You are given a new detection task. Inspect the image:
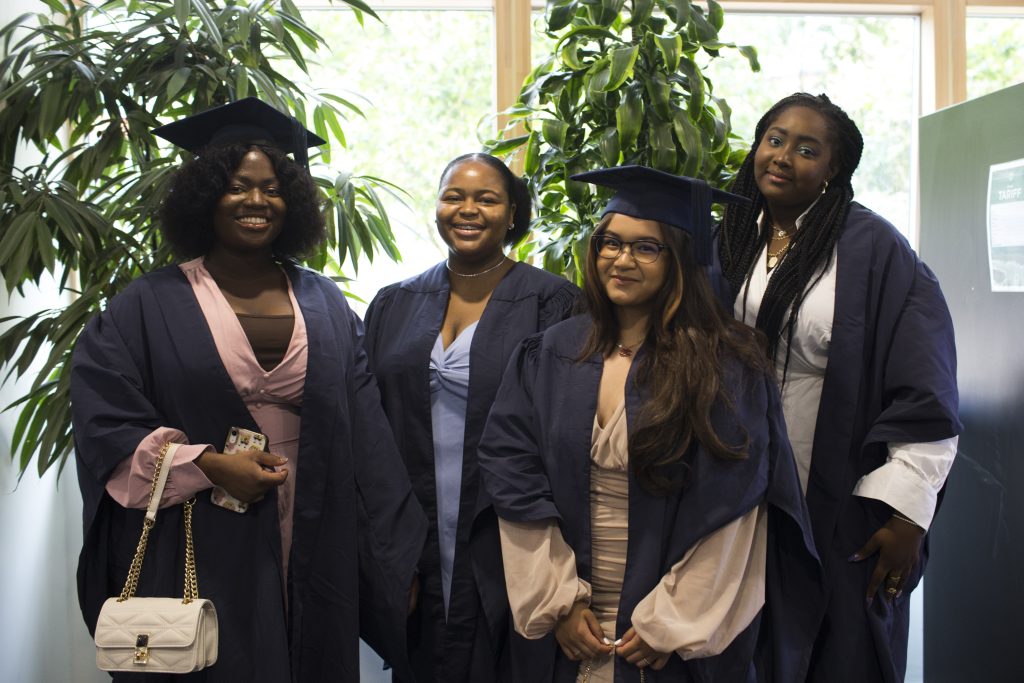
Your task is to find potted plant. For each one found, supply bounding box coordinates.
[489,0,758,281]
[0,0,399,476]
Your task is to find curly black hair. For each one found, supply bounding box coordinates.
[159,143,326,260]
[719,93,864,379]
[438,153,532,247]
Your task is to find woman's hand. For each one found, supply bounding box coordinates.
[849,514,925,603]
[616,627,671,671]
[554,601,612,662]
[197,450,288,503]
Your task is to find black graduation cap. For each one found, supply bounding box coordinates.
[570,165,749,265]
[152,97,326,168]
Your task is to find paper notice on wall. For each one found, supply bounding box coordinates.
[988,159,1024,292]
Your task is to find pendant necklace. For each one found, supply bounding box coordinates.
[766,242,790,270]
[615,338,645,357]
[767,225,794,270]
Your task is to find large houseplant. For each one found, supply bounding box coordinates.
[0,0,399,477]
[489,0,758,281]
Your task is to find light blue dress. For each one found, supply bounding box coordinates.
[429,320,478,615]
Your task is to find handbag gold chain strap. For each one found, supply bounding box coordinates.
[117,442,200,603]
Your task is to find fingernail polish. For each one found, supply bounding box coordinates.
[848,553,861,562]
[614,639,623,646]
[602,638,612,645]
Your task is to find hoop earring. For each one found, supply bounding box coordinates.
[821,180,829,195]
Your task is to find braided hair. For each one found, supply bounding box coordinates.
[718,93,864,380]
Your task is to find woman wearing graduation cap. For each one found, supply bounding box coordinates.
[478,165,823,682]
[362,152,578,682]
[71,97,426,681]
[718,93,960,682]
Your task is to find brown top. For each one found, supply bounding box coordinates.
[236,313,295,371]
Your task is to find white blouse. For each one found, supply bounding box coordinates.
[735,224,956,529]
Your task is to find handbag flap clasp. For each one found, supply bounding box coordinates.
[134,634,149,664]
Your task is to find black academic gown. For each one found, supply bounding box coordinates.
[72,263,427,682]
[363,261,578,683]
[478,315,825,683]
[773,204,960,682]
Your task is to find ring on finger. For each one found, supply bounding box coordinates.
[638,656,650,668]
[887,574,902,584]
[886,586,898,598]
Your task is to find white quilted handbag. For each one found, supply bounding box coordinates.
[94,443,219,673]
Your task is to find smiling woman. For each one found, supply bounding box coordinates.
[70,98,427,681]
[363,153,578,683]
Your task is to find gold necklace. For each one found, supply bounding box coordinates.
[766,240,791,270]
[445,255,507,277]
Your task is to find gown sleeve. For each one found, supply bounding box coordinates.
[72,299,191,510]
[631,504,767,659]
[105,426,213,508]
[344,296,428,680]
[478,333,561,523]
[498,518,592,639]
[539,281,580,330]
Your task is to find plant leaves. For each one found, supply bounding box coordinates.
[602,45,638,92]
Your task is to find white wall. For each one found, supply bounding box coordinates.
[0,2,107,681]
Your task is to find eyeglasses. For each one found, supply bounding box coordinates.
[593,234,666,264]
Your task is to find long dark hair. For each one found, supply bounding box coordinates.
[438,153,531,246]
[580,215,769,495]
[718,93,863,377]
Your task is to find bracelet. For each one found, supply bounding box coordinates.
[892,511,922,528]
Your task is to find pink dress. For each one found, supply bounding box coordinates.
[105,257,308,578]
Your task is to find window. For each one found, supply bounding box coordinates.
[967,14,1024,100]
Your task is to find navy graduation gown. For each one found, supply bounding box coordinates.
[479,315,824,683]
[363,261,578,682]
[71,263,427,682]
[780,204,960,682]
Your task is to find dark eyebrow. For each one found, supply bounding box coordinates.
[766,124,824,146]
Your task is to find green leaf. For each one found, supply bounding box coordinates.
[542,119,570,150]
[664,0,691,29]
[738,45,761,72]
[672,108,703,177]
[649,122,677,172]
[707,0,724,30]
[524,131,541,176]
[597,127,620,167]
[630,0,654,26]
[166,67,191,101]
[677,58,705,117]
[587,0,625,27]
[643,71,672,120]
[654,33,682,73]
[615,86,643,152]
[547,0,578,32]
[191,0,224,51]
[174,0,191,30]
[489,134,530,156]
[602,45,639,92]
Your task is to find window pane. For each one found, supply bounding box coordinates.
[300,9,495,308]
[967,15,1024,100]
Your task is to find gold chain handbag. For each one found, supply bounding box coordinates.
[94,442,219,673]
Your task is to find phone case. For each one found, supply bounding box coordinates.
[210,427,269,513]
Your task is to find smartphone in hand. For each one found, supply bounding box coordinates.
[210,427,268,513]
